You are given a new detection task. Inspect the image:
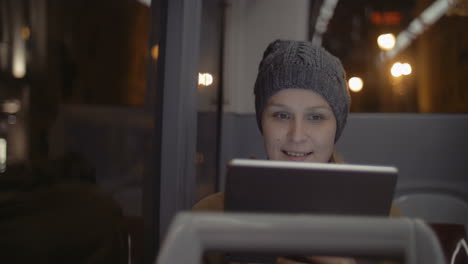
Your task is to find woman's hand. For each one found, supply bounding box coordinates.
[277,256,357,264]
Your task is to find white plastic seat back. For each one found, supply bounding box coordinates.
[156,212,445,264]
[395,193,468,237]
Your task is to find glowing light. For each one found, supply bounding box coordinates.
[377,33,396,50]
[13,62,26,78]
[198,73,213,86]
[348,77,363,92]
[391,62,412,77]
[0,138,6,173]
[151,45,159,60]
[12,47,26,78]
[391,62,403,77]
[21,27,31,40]
[401,63,412,75]
[3,100,21,114]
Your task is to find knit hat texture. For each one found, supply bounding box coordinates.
[254,40,350,141]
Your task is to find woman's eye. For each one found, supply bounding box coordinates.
[273,112,290,120]
[308,114,323,121]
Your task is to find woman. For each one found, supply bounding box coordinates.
[194,40,398,264]
[254,39,349,164]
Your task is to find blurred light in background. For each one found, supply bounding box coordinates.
[348,77,363,92]
[377,33,396,50]
[151,44,159,60]
[0,138,6,173]
[198,73,213,87]
[391,62,412,77]
[12,47,26,78]
[136,0,151,6]
[391,62,403,77]
[3,100,21,114]
[21,27,31,40]
[401,63,412,75]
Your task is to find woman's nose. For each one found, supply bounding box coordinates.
[288,120,307,143]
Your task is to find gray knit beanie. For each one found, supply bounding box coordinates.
[254,40,350,142]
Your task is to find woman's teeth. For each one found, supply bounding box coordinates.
[284,151,310,157]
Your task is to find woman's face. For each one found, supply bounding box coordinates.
[261,88,337,163]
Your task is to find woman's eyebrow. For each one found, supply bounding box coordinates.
[266,104,332,112]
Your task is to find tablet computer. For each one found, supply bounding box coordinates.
[225,158,398,217]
